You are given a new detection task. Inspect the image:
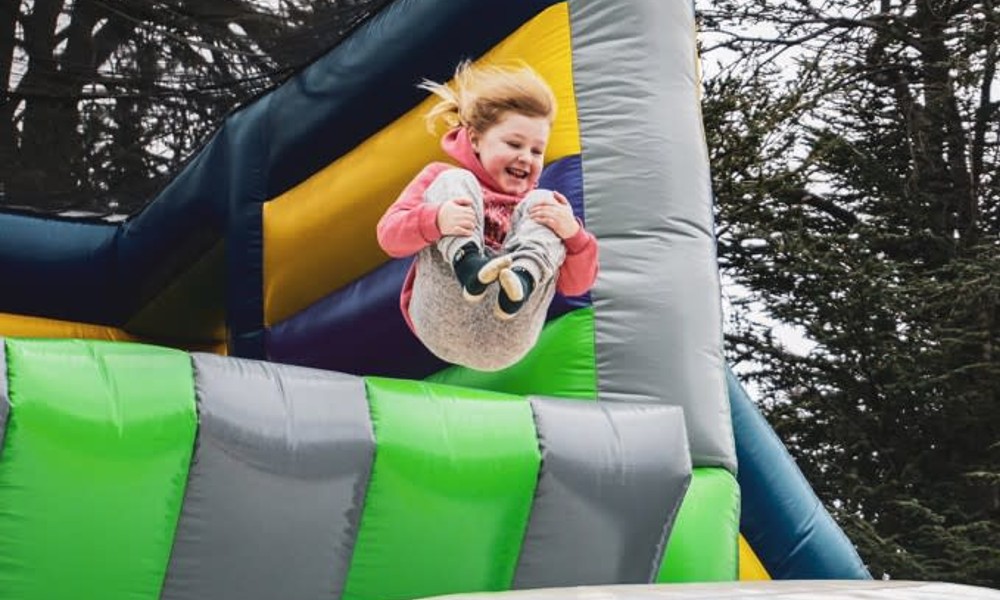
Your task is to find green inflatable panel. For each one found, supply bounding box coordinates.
[657,467,741,582]
[0,339,197,600]
[343,378,541,600]
[427,308,597,400]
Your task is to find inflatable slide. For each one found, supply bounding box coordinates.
[0,0,908,598]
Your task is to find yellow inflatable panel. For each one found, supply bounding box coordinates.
[263,2,579,326]
[0,312,228,355]
[739,535,771,581]
[0,313,139,342]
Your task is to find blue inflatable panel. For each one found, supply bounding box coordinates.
[728,365,871,580]
[266,257,446,378]
[0,213,119,323]
[117,124,233,318]
[537,155,586,224]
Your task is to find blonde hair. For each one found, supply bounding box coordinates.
[418,60,557,136]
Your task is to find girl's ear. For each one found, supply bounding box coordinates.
[468,128,480,152]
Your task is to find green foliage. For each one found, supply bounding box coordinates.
[701,0,1000,586]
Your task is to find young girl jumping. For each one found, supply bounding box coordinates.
[376,61,598,371]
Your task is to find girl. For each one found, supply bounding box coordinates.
[376,61,598,371]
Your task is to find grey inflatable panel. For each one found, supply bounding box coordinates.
[425,581,1000,600]
[0,339,7,455]
[513,398,692,588]
[161,354,374,600]
[568,0,735,472]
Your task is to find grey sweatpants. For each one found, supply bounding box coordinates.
[409,168,567,372]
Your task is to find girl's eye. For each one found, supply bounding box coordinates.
[531,149,543,156]
[507,141,521,149]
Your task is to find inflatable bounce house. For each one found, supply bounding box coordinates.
[4,1,996,599]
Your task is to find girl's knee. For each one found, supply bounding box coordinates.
[514,189,555,218]
[522,189,555,208]
[434,168,479,189]
[426,168,482,204]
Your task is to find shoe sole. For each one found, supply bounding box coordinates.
[493,267,525,320]
[498,268,525,302]
[462,255,512,303]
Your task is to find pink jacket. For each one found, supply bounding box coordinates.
[377,127,599,329]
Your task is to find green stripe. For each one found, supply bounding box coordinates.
[657,467,740,582]
[0,339,197,600]
[426,307,597,399]
[343,378,540,600]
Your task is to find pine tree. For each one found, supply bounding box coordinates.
[701,0,1000,585]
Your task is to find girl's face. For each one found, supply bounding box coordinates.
[470,112,550,196]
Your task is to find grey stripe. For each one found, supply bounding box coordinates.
[161,354,374,600]
[513,398,691,588]
[568,0,736,472]
[0,339,8,455]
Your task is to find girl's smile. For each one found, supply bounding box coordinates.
[470,112,551,196]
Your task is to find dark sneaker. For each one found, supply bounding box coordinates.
[453,242,510,302]
[496,266,535,319]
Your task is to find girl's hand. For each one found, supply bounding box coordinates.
[437,197,477,236]
[530,191,580,239]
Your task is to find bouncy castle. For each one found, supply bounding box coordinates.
[4,0,961,598]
